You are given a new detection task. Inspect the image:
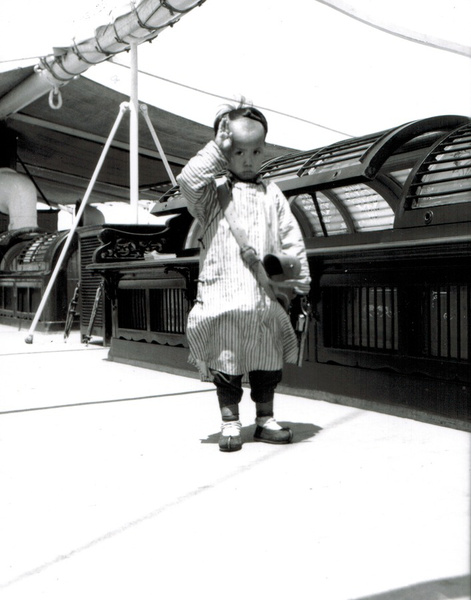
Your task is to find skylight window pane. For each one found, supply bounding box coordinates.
[334,184,394,231]
[291,193,347,236]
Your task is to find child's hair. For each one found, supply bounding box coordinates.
[213,102,268,136]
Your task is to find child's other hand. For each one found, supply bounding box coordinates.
[293,282,311,296]
[276,279,311,296]
[215,116,232,158]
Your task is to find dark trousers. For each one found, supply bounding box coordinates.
[210,369,282,421]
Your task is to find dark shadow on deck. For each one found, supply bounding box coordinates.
[200,421,322,444]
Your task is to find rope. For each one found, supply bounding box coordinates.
[314,0,471,59]
[111,59,354,138]
[72,39,105,65]
[130,1,184,38]
[16,153,53,207]
[94,35,114,58]
[132,1,159,32]
[112,20,129,45]
[55,55,80,78]
[38,57,71,83]
[161,0,205,15]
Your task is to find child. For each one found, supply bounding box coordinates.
[177,103,311,452]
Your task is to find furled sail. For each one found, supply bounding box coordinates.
[0,0,205,119]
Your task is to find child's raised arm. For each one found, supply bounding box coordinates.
[214,116,233,159]
[177,136,228,224]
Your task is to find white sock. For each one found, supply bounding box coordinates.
[256,416,282,430]
[221,421,242,437]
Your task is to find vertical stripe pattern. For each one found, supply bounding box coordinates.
[177,141,310,380]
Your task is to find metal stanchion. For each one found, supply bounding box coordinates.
[24,103,128,344]
[140,104,177,186]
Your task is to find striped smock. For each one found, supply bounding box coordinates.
[177,141,311,380]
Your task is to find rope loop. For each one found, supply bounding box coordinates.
[48,87,63,110]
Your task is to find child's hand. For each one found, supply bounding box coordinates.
[293,281,311,296]
[215,116,232,158]
[276,279,311,296]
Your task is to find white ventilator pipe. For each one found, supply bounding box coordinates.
[24,103,128,344]
[0,168,38,230]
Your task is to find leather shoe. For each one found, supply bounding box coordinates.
[219,421,242,452]
[254,424,293,444]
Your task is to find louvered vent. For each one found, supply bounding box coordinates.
[260,132,383,181]
[80,235,102,328]
[17,233,60,267]
[405,123,471,208]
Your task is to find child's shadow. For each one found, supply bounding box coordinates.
[201,422,322,445]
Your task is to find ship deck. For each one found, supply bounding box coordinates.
[0,324,469,600]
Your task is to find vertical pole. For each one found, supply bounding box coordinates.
[129,42,139,224]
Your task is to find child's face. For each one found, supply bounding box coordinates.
[227,118,266,181]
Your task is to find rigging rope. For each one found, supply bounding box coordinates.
[314,0,471,58]
[110,59,354,138]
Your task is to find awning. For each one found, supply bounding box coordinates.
[0,68,294,206]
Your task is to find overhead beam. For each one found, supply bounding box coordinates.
[7,113,187,165]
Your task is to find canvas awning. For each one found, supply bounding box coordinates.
[0,68,294,206]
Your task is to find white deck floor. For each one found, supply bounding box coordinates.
[0,324,469,600]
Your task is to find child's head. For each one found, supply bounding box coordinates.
[214,104,268,181]
[213,105,268,138]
